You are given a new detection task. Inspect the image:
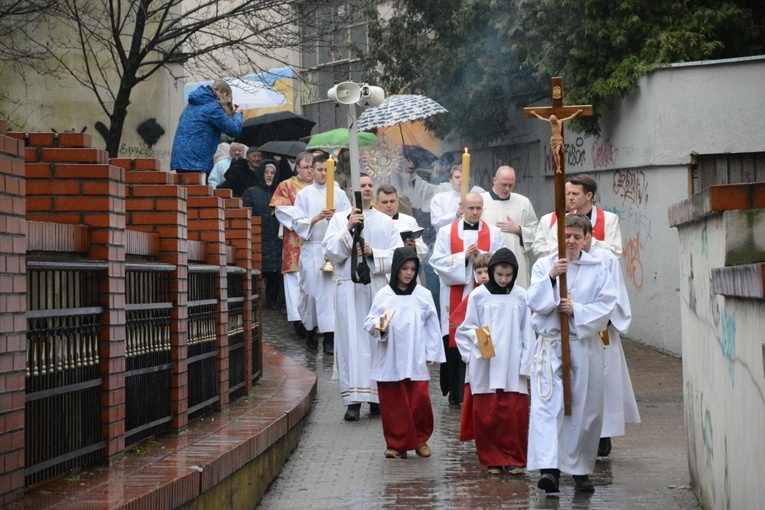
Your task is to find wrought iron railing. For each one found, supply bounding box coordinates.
[227,268,246,400]
[124,263,174,446]
[187,265,219,418]
[252,270,262,383]
[24,261,107,486]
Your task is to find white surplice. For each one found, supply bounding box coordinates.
[293,182,351,332]
[479,192,538,289]
[532,207,623,259]
[363,285,445,382]
[322,208,403,405]
[455,285,534,395]
[429,221,504,336]
[525,251,617,475]
[589,246,640,437]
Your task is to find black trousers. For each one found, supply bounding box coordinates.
[439,336,465,403]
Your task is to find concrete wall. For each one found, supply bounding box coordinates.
[669,186,765,510]
[454,56,765,356]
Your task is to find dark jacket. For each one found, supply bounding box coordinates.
[217,157,260,198]
[241,165,281,274]
[170,86,243,172]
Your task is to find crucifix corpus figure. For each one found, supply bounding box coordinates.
[528,109,583,173]
[523,77,592,416]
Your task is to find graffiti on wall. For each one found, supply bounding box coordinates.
[613,169,649,206]
[592,139,619,170]
[720,309,737,384]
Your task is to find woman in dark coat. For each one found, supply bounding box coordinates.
[241,161,283,309]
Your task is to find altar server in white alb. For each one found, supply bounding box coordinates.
[479,166,538,289]
[430,192,504,405]
[322,174,403,422]
[455,248,534,475]
[533,173,622,259]
[364,247,445,460]
[525,213,617,494]
[293,153,351,354]
[584,231,640,457]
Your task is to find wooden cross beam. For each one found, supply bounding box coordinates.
[524,77,592,416]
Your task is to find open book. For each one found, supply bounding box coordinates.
[399,227,424,243]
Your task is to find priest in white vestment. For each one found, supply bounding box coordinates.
[479,166,538,289]
[376,184,428,264]
[294,154,351,354]
[525,213,617,494]
[322,174,403,421]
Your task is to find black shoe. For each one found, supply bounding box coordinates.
[369,403,380,415]
[573,474,595,492]
[598,437,612,457]
[344,403,361,421]
[323,333,334,355]
[537,473,560,493]
[292,321,307,338]
[305,327,318,350]
[448,393,461,406]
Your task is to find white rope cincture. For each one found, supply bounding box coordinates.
[532,336,559,402]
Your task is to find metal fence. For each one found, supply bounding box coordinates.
[187,265,220,419]
[124,263,174,447]
[24,261,107,486]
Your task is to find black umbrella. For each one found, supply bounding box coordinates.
[257,140,308,158]
[237,112,315,147]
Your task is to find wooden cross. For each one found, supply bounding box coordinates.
[524,77,592,416]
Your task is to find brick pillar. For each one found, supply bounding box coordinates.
[20,133,128,460]
[0,122,27,505]
[220,194,254,391]
[120,159,190,431]
[185,181,229,408]
[250,216,263,381]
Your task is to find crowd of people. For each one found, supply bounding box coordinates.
[169,95,639,494]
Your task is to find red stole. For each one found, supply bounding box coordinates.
[447,220,491,348]
[549,207,605,240]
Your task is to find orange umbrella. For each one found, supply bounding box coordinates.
[377,120,442,158]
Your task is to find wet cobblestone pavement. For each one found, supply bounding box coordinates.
[258,306,700,509]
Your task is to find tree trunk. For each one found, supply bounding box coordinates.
[105,82,134,159]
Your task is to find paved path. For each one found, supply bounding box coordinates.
[258,307,699,509]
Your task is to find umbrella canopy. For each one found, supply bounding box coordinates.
[257,140,307,158]
[356,94,448,131]
[305,128,379,151]
[237,112,315,147]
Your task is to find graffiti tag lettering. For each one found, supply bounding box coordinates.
[592,139,619,169]
[613,169,649,205]
[623,231,644,291]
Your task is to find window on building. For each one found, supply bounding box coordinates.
[299,0,368,134]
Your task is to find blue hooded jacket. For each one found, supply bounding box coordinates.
[170,85,243,172]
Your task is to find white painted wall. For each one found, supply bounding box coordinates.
[675,210,765,510]
[454,56,765,356]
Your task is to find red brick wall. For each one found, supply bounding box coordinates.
[0,121,27,505]
[0,127,259,501]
